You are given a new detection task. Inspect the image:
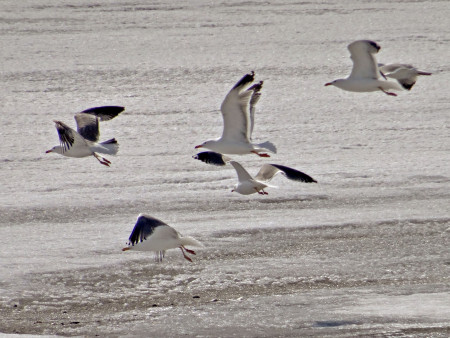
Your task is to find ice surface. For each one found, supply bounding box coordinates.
[0,0,449,336]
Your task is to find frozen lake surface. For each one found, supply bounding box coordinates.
[1,0,449,336]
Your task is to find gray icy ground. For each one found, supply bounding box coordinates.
[0,0,449,336]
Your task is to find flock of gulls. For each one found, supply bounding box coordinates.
[46,40,431,262]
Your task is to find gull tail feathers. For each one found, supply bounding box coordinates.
[180,236,203,248]
[96,138,119,155]
[257,141,277,154]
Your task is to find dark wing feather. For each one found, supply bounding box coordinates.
[193,151,229,166]
[74,113,100,142]
[231,71,255,90]
[80,106,124,121]
[54,121,75,152]
[270,164,317,183]
[127,214,168,246]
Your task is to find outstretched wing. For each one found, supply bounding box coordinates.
[193,151,231,166]
[248,81,263,140]
[255,164,317,183]
[74,113,100,142]
[53,120,86,153]
[348,40,381,80]
[230,160,254,182]
[220,72,255,142]
[127,214,169,246]
[74,106,124,142]
[80,106,124,121]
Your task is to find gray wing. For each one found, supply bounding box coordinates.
[193,151,231,166]
[75,106,124,142]
[53,120,85,152]
[80,106,124,121]
[247,81,263,140]
[348,40,381,80]
[220,72,255,142]
[74,113,100,142]
[127,214,169,246]
[255,164,317,183]
[378,63,431,90]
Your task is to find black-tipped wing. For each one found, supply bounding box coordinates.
[220,72,255,142]
[127,214,169,246]
[248,81,263,139]
[255,164,317,183]
[80,106,124,121]
[193,151,230,166]
[348,40,381,80]
[53,120,82,152]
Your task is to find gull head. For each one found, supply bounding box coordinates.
[195,140,217,151]
[324,79,344,87]
[45,146,63,154]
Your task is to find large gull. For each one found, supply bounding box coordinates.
[122,214,203,262]
[324,40,402,96]
[195,71,276,157]
[229,160,317,195]
[378,63,431,90]
[46,106,123,166]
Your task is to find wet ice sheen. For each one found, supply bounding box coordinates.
[1,0,449,336]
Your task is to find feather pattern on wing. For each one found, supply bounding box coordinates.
[74,113,100,142]
[230,161,254,182]
[127,214,169,246]
[220,71,255,142]
[53,120,83,153]
[255,164,317,183]
[80,106,124,121]
[348,40,381,80]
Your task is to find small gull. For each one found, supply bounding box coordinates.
[46,106,124,166]
[122,214,203,262]
[229,160,317,195]
[378,63,431,90]
[195,71,276,157]
[325,40,402,96]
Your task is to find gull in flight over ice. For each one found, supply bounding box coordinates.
[195,71,276,157]
[122,214,203,262]
[46,106,124,166]
[378,63,431,90]
[324,40,402,96]
[229,160,317,195]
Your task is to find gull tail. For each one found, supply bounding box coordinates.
[180,236,203,248]
[257,141,277,154]
[97,138,119,155]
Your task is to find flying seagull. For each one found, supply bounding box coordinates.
[195,71,276,157]
[46,106,124,166]
[229,160,316,195]
[325,40,402,96]
[122,214,203,262]
[378,63,431,90]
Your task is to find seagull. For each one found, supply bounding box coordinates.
[195,71,277,157]
[122,214,203,262]
[46,106,124,166]
[378,63,432,90]
[229,160,317,195]
[325,40,402,96]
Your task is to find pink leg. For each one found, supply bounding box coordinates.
[182,246,196,255]
[251,151,270,157]
[379,87,397,96]
[94,153,110,166]
[180,247,193,262]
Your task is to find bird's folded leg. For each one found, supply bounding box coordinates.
[93,153,111,166]
[252,151,270,157]
[378,87,397,96]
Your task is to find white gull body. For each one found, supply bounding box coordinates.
[46,106,123,166]
[195,71,276,157]
[230,160,317,195]
[122,214,203,262]
[378,63,432,90]
[325,40,402,96]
